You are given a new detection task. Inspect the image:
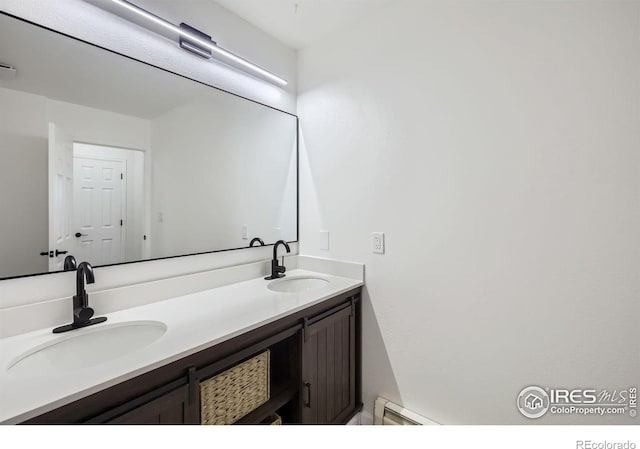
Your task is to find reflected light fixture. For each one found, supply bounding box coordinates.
[111,0,288,87]
[0,62,17,80]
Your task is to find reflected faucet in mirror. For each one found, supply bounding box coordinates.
[63,255,77,271]
[250,237,265,247]
[265,240,291,280]
[52,262,107,334]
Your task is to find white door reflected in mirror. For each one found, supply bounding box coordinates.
[71,143,146,267]
[73,156,124,266]
[47,123,74,272]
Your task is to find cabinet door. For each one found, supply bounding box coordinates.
[302,303,356,424]
[106,385,199,424]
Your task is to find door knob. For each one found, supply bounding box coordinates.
[75,232,88,238]
[40,251,53,257]
[55,250,68,256]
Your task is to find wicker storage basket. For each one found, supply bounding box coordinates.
[201,350,270,425]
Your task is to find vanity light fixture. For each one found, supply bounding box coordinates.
[111,0,288,87]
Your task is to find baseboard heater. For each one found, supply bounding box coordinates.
[373,397,439,425]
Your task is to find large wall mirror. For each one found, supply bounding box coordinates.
[0,13,298,280]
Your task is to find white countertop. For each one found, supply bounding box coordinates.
[0,268,363,424]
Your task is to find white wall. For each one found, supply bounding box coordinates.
[47,100,151,151]
[150,94,297,258]
[0,0,298,307]
[0,88,48,277]
[298,0,640,424]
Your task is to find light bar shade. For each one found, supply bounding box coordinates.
[111,0,288,87]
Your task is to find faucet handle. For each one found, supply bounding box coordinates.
[74,305,94,322]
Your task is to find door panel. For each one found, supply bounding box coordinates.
[48,123,74,271]
[73,157,124,266]
[302,304,356,424]
[303,332,318,423]
[106,385,198,424]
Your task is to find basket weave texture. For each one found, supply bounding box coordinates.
[200,350,270,425]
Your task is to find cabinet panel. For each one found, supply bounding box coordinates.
[106,385,199,424]
[302,303,355,424]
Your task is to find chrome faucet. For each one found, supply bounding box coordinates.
[265,240,291,280]
[53,262,107,333]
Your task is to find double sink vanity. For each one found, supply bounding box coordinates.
[0,256,364,424]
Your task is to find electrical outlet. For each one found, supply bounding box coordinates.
[320,230,330,250]
[241,224,248,240]
[372,232,385,254]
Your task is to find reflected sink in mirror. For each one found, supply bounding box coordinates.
[268,276,329,293]
[6,321,167,375]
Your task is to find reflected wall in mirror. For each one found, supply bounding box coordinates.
[0,13,298,280]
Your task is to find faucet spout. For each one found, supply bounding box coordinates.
[76,262,95,308]
[265,240,291,280]
[272,240,290,260]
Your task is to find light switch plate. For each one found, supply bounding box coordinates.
[320,230,330,250]
[372,232,385,254]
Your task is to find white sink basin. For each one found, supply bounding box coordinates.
[6,321,167,375]
[268,276,329,293]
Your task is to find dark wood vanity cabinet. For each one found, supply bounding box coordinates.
[302,302,356,424]
[105,384,199,424]
[24,288,362,425]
